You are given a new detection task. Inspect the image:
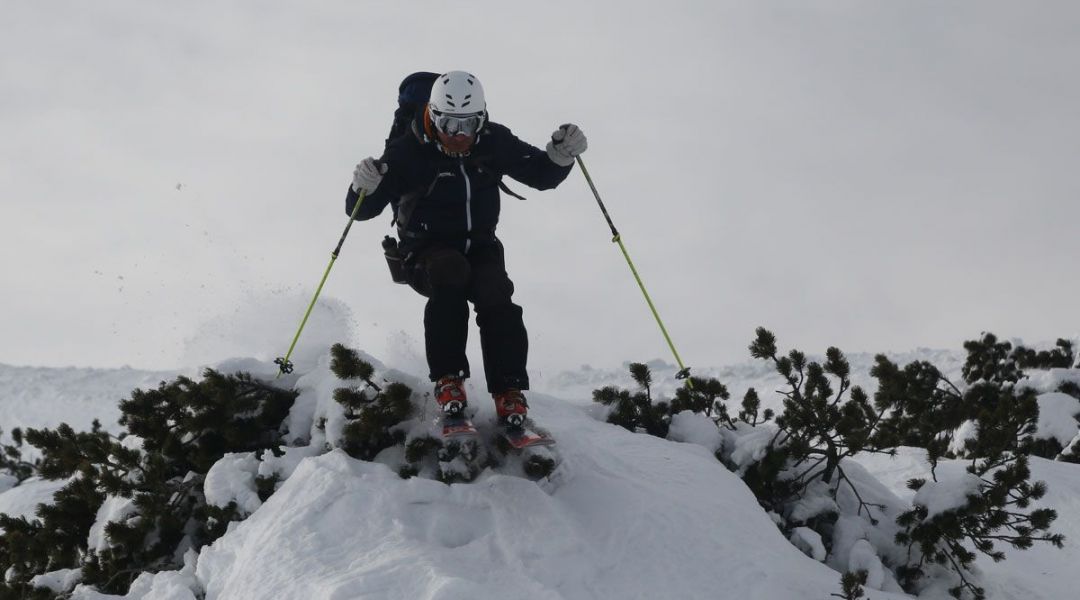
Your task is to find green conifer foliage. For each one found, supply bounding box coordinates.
[592,363,671,437]
[895,455,1063,600]
[737,389,774,427]
[0,428,36,483]
[671,377,731,424]
[591,362,733,439]
[830,570,868,600]
[329,343,417,462]
[746,328,887,520]
[869,357,966,462]
[1012,338,1076,371]
[877,333,1066,599]
[0,370,297,597]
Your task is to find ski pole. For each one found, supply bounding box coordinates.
[275,189,368,377]
[576,156,693,387]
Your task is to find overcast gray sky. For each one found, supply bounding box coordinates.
[2,1,1078,378]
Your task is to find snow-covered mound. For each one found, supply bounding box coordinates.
[0,355,911,600]
[193,388,905,600]
[2,344,1077,599]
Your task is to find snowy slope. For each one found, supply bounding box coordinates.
[1,348,1077,599]
[192,387,906,600]
[0,363,180,445]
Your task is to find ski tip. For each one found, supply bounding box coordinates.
[500,428,556,450]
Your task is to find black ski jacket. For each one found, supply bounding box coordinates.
[345,117,573,252]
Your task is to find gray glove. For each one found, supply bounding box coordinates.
[546,123,587,167]
[351,157,387,193]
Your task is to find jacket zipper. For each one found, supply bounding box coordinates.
[460,160,473,253]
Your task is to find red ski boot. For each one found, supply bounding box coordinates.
[435,375,467,416]
[493,390,554,449]
[493,389,529,428]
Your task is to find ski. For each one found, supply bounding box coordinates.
[497,424,556,450]
[440,414,478,439]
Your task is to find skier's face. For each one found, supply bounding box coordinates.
[430,107,484,155]
[435,130,476,154]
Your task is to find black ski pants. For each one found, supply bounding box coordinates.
[405,238,529,393]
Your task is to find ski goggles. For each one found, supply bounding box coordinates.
[430,109,485,137]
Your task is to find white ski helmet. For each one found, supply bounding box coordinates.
[427,71,487,138]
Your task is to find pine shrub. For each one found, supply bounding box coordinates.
[330,343,416,462]
[745,328,889,521]
[877,333,1067,599]
[592,362,672,437]
[0,428,36,483]
[0,370,296,597]
[831,570,868,600]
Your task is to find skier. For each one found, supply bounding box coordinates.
[346,70,587,433]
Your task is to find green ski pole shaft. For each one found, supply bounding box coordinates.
[576,156,693,385]
[276,189,367,377]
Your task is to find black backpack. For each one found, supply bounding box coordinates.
[385,72,440,149]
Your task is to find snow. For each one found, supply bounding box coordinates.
[0,364,180,445]
[948,419,979,456]
[204,453,262,516]
[728,423,777,474]
[666,409,723,453]
[852,448,1080,600]
[88,495,138,552]
[178,293,359,379]
[912,473,983,520]
[1020,367,1080,396]
[848,539,887,591]
[2,346,1079,599]
[790,527,826,561]
[0,476,70,524]
[72,549,200,600]
[1034,392,1080,446]
[256,443,325,484]
[30,568,82,593]
[788,486,840,523]
[828,459,909,594]
[193,399,884,600]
